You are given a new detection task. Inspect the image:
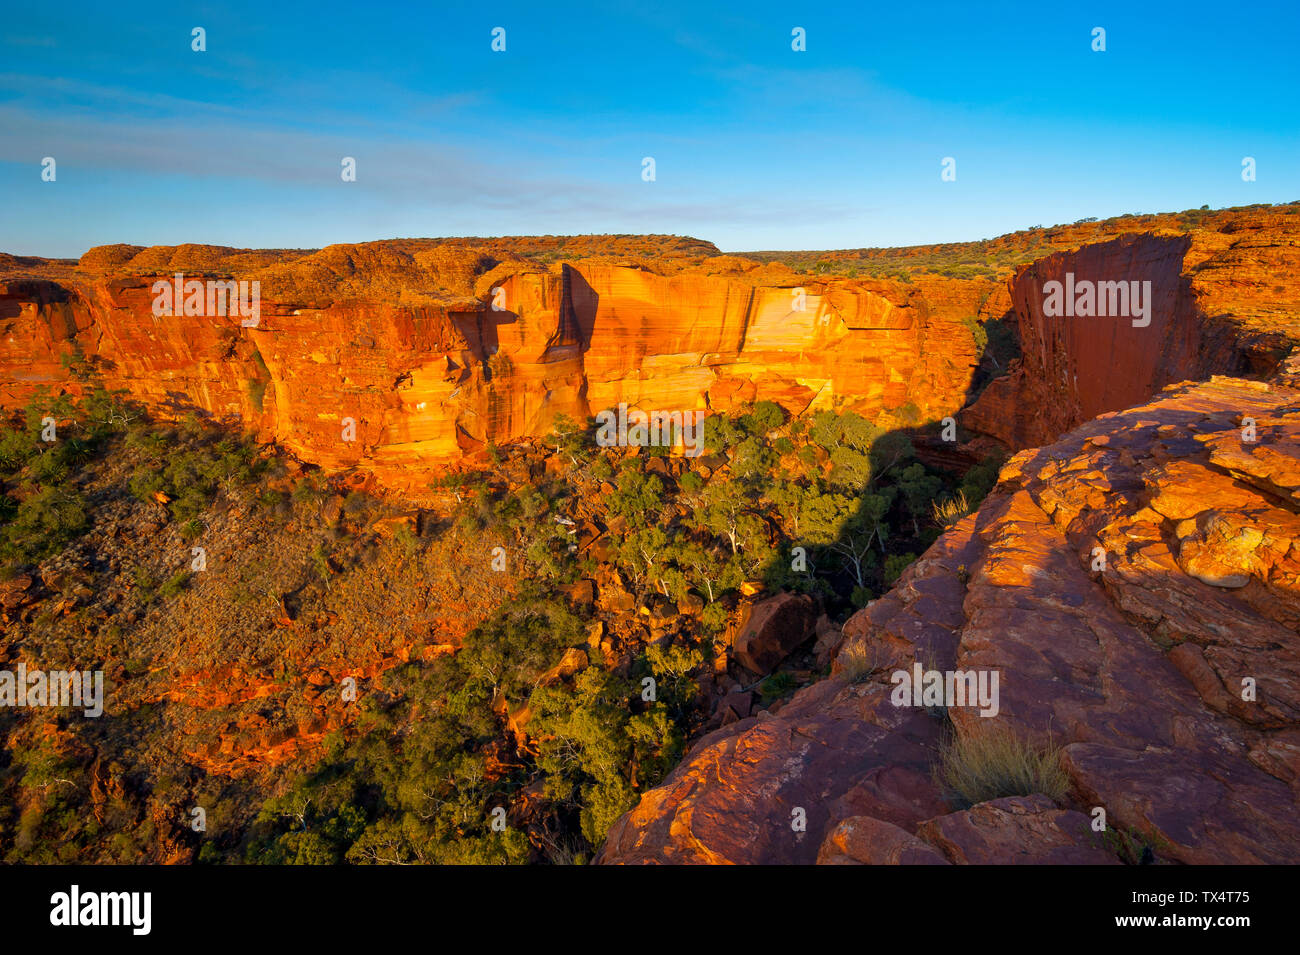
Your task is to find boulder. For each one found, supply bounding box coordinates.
[812,614,844,669]
[714,690,753,725]
[817,816,950,865]
[642,592,678,628]
[677,591,706,616]
[0,573,34,611]
[537,647,589,687]
[733,592,818,674]
[598,578,636,614]
[568,578,596,605]
[915,795,1119,865]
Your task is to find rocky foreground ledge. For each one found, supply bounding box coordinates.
[598,361,1300,864]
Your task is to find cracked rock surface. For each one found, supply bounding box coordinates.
[599,371,1300,864]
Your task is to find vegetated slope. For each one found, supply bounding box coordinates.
[0,394,518,860]
[1,377,995,862]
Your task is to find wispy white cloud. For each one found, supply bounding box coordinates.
[0,97,847,232]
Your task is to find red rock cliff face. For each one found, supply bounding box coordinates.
[1,248,990,487]
[965,223,1300,449]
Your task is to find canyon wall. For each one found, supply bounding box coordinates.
[1,245,999,488]
[7,210,1300,488]
[964,218,1300,449]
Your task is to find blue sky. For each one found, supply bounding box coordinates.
[2,0,1298,257]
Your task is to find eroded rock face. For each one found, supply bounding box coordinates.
[817,814,950,865]
[0,240,991,489]
[964,217,1300,449]
[599,372,1300,864]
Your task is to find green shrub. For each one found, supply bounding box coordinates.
[678,470,704,494]
[159,570,192,599]
[883,552,917,585]
[587,456,614,482]
[961,315,988,360]
[0,487,90,565]
[758,671,797,704]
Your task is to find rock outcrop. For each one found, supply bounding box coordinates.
[599,366,1300,864]
[964,213,1300,449]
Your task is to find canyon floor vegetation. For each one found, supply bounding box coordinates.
[1,384,1000,863]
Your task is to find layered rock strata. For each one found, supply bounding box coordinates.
[1,242,999,488]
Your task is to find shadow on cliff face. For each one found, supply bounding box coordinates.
[149,391,251,433]
[453,265,598,408]
[561,264,598,352]
[962,310,1021,408]
[451,306,516,377]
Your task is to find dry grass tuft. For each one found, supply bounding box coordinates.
[836,641,888,683]
[932,490,973,528]
[936,723,1068,809]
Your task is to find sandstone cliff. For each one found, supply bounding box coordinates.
[1,239,997,489]
[7,211,1300,865]
[964,210,1300,449]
